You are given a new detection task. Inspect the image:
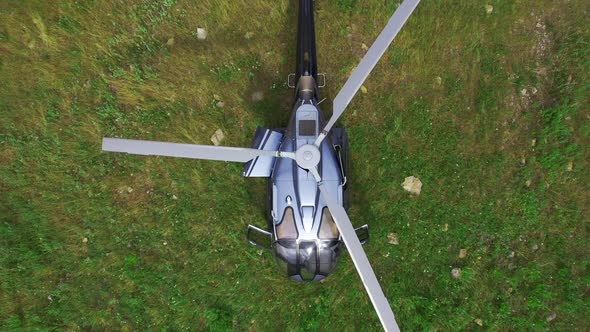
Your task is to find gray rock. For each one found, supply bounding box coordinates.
[251,91,264,102]
[210,129,225,146]
[197,27,207,40]
[402,176,422,195]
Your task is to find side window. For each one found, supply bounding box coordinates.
[275,207,298,239]
[318,208,339,239]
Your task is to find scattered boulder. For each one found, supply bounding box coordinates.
[251,91,264,102]
[402,176,422,195]
[451,268,461,279]
[360,85,368,94]
[475,318,483,326]
[244,31,253,40]
[166,37,175,46]
[459,249,467,259]
[546,312,557,322]
[485,4,493,14]
[211,129,225,146]
[387,233,399,245]
[196,27,207,40]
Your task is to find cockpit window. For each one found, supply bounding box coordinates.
[298,241,318,281]
[318,207,339,239]
[272,239,341,281]
[275,207,298,239]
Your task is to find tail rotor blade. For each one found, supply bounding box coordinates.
[102,137,294,163]
[315,177,399,331]
[315,0,420,146]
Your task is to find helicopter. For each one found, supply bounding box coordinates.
[102,0,420,330]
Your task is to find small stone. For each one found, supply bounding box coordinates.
[443,223,449,232]
[485,5,493,14]
[521,88,528,96]
[82,237,88,243]
[531,139,536,147]
[451,268,461,279]
[520,157,526,166]
[163,241,168,246]
[532,244,539,251]
[387,233,399,245]
[166,37,175,46]
[525,179,532,187]
[244,31,253,40]
[459,249,467,258]
[360,85,368,94]
[508,251,515,258]
[361,43,368,51]
[216,101,225,108]
[210,129,225,146]
[546,312,557,322]
[531,87,538,95]
[172,195,178,200]
[475,318,483,326]
[213,94,222,100]
[196,27,207,40]
[127,186,133,193]
[566,161,573,171]
[251,91,264,102]
[435,76,442,85]
[401,176,422,195]
[48,295,53,302]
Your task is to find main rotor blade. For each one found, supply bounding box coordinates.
[102,137,294,163]
[313,174,399,331]
[315,0,420,146]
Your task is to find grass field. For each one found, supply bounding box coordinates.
[1,0,589,330]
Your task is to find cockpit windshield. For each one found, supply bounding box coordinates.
[273,207,342,280]
[273,239,341,281]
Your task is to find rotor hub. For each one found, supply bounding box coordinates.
[295,144,321,169]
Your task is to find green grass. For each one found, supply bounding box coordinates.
[1,0,589,330]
